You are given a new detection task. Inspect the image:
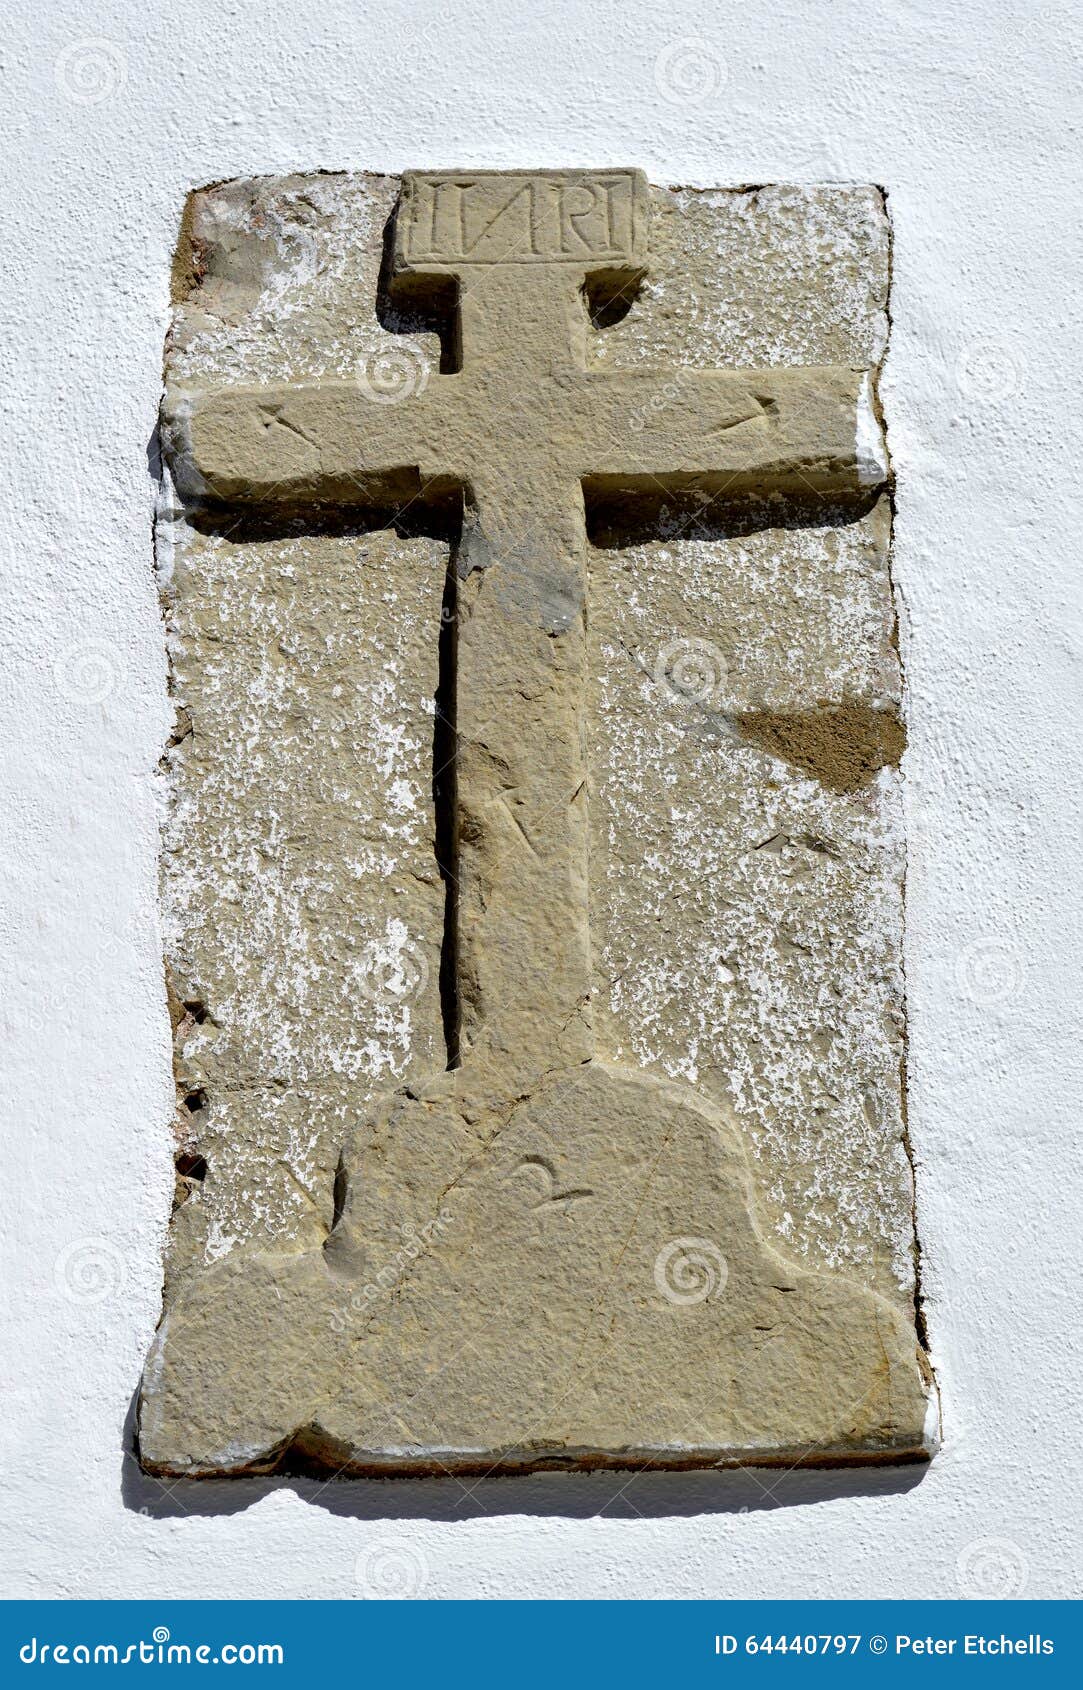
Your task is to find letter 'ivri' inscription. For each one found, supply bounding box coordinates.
[141,170,935,1477]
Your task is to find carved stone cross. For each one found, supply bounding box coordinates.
[142,171,930,1476]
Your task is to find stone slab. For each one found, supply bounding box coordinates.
[140,171,934,1476]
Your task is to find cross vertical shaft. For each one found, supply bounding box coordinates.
[439,262,601,1083]
[453,475,594,1085]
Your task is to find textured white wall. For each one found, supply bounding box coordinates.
[2,0,1079,1600]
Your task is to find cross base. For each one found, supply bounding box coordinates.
[139,1060,932,1477]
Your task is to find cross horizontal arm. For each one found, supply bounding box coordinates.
[162,381,447,505]
[578,366,888,502]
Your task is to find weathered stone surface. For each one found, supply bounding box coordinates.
[140,170,933,1476]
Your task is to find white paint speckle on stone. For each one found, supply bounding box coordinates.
[856,371,890,485]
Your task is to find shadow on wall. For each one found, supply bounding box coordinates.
[119,1392,927,1524]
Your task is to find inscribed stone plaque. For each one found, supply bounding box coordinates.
[140,170,935,1476]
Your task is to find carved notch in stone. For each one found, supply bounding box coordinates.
[141,170,932,1477]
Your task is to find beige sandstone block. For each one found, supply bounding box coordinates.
[140,170,934,1477]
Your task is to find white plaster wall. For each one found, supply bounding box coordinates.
[2,0,1079,1600]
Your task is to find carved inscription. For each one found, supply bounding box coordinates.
[398,169,649,267]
